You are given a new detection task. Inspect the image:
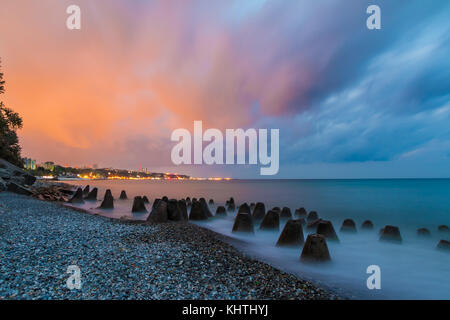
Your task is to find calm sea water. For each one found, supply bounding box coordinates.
[65,179,450,299]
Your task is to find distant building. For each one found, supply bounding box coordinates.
[23,158,37,170]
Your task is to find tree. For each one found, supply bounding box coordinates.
[0,59,23,167]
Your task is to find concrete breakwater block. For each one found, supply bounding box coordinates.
[280,207,292,219]
[142,196,150,203]
[69,188,84,204]
[216,206,226,216]
[317,221,339,242]
[167,199,185,221]
[99,189,114,209]
[300,234,331,262]
[438,225,449,232]
[252,202,265,220]
[295,207,307,217]
[437,240,450,251]
[83,185,90,196]
[276,219,304,247]
[417,228,431,237]
[379,225,402,243]
[209,199,214,205]
[85,187,98,201]
[361,220,374,230]
[178,200,188,220]
[306,218,325,231]
[199,198,213,217]
[147,199,168,223]
[340,219,357,233]
[232,212,254,233]
[238,203,251,214]
[189,200,209,221]
[307,211,319,223]
[119,190,128,200]
[132,196,147,213]
[260,210,280,231]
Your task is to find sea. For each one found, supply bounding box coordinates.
[64,178,450,299]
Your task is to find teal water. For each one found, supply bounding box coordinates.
[66,179,450,299]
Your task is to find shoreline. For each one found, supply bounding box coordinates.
[0,191,342,300]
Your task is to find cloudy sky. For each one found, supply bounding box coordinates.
[0,0,449,178]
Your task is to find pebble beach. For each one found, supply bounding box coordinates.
[0,192,340,300]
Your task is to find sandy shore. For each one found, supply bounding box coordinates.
[0,192,341,300]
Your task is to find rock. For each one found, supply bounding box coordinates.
[259,210,280,231]
[417,228,431,237]
[307,211,318,223]
[99,189,114,209]
[146,199,168,223]
[252,202,266,220]
[361,220,374,230]
[132,196,147,213]
[216,206,226,216]
[189,200,208,221]
[209,199,214,205]
[379,225,402,243]
[276,219,305,247]
[232,212,254,233]
[438,225,449,232]
[119,190,128,200]
[0,158,36,186]
[300,234,331,262]
[142,196,150,203]
[6,182,33,196]
[340,219,357,232]
[68,188,84,203]
[437,240,450,251]
[83,185,90,196]
[238,203,251,214]
[199,198,213,217]
[85,188,98,201]
[167,199,184,221]
[178,200,188,220]
[280,207,292,219]
[317,221,339,241]
[295,207,307,217]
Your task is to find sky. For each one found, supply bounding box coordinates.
[0,0,449,178]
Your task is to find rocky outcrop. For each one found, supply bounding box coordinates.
[0,158,36,188]
[132,196,147,213]
[280,207,292,219]
[119,190,128,200]
[252,202,266,220]
[361,220,374,230]
[216,206,226,216]
[259,210,280,231]
[0,158,36,195]
[307,211,318,223]
[295,207,307,217]
[276,219,304,247]
[146,199,168,223]
[232,212,254,233]
[316,221,339,241]
[300,234,331,262]
[417,228,431,237]
[379,225,402,243]
[85,187,98,201]
[189,200,208,221]
[340,219,357,232]
[99,189,114,209]
[69,187,84,204]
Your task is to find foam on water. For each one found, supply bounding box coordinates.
[64,179,450,299]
